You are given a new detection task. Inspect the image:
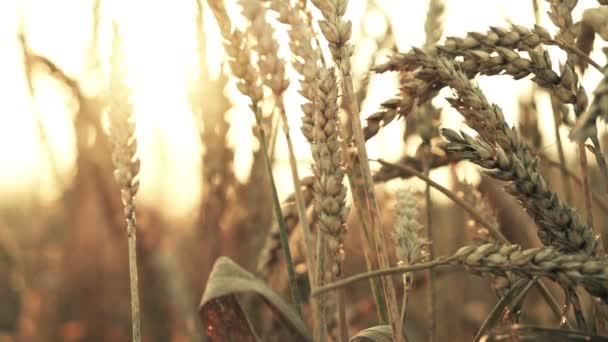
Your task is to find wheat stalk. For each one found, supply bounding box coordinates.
[314,243,608,304]
[106,23,142,342]
[257,176,315,276]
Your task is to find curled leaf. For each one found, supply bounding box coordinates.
[199,257,311,341]
[200,294,258,342]
[350,325,393,342]
[474,279,532,342]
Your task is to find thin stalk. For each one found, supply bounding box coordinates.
[569,288,588,331]
[313,258,452,296]
[339,63,402,342]
[269,112,280,162]
[590,136,608,194]
[337,291,348,342]
[315,231,327,341]
[551,98,573,203]
[399,274,410,331]
[127,223,142,342]
[339,95,389,322]
[578,143,593,227]
[532,0,540,25]
[578,143,601,252]
[276,102,315,278]
[354,200,389,323]
[276,100,319,333]
[422,143,436,342]
[255,114,303,316]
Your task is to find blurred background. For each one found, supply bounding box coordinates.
[0,0,607,341]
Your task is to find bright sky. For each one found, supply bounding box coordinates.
[0,0,605,217]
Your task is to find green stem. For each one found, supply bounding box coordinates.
[255,114,303,316]
[313,259,451,296]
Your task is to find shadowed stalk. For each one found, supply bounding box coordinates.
[276,99,319,329]
[579,144,593,229]
[421,142,436,342]
[590,136,608,194]
[578,143,600,252]
[337,291,348,342]
[351,165,389,324]
[550,99,573,203]
[257,115,303,316]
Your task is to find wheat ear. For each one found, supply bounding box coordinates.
[375,54,599,256]
[442,129,599,256]
[392,189,427,328]
[314,243,608,304]
[309,66,349,341]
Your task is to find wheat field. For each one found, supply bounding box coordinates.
[2,0,608,341]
